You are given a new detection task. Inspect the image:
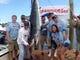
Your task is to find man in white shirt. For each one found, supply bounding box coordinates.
[20,15,30,28]
[20,15,31,44]
[17,21,30,60]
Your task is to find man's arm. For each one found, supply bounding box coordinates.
[6,24,12,44]
[62,22,68,40]
[6,31,10,40]
[65,30,68,37]
[6,31,12,44]
[20,31,29,46]
[44,21,51,32]
[45,26,50,32]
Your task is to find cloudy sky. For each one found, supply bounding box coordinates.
[0,0,80,23]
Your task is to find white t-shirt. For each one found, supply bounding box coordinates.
[17,27,30,46]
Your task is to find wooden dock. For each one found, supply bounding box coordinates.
[32,50,51,60]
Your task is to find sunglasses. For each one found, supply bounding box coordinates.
[21,18,25,20]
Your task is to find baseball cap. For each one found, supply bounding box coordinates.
[21,15,26,19]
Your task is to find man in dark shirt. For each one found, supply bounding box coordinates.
[39,16,47,50]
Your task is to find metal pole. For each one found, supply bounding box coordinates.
[69,0,74,49]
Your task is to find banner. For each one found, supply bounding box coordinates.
[40,6,70,25]
[40,6,70,16]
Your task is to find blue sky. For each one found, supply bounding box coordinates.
[0,0,80,23]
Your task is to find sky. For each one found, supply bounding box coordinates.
[0,0,80,23]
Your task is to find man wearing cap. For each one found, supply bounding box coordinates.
[20,15,30,28]
[45,13,55,57]
[39,16,47,50]
[20,15,30,42]
[19,15,31,60]
[17,21,30,60]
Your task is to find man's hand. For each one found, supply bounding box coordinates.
[8,40,12,44]
[57,47,65,56]
[27,45,30,48]
[63,35,67,40]
[57,47,66,60]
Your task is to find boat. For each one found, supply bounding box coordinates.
[0,25,9,60]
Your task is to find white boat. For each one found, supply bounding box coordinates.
[0,25,9,60]
[0,45,9,60]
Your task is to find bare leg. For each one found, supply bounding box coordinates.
[48,46,51,57]
[51,49,55,60]
[8,51,13,60]
[41,44,44,50]
[14,50,18,60]
[47,37,52,56]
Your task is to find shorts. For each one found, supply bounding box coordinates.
[8,40,18,52]
[51,40,57,50]
[47,37,51,47]
[39,35,47,45]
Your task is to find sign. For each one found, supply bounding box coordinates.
[39,6,70,25]
[40,6,70,16]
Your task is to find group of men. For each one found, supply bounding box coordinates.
[6,15,30,60]
[39,13,80,60]
[39,13,70,59]
[6,13,78,60]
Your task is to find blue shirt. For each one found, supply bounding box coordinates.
[47,20,55,31]
[40,22,47,36]
[46,20,55,37]
[50,32,63,45]
[54,21,67,39]
[55,21,67,32]
[7,22,20,40]
[46,20,67,38]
